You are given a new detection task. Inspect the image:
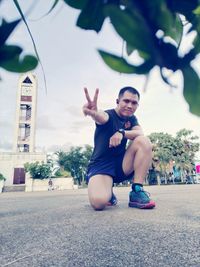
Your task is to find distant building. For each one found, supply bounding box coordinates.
[13,73,38,153]
[0,73,46,188]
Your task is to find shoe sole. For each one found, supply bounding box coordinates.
[129,200,155,209]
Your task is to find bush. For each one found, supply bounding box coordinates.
[54,169,71,178]
[24,161,52,179]
[0,173,6,181]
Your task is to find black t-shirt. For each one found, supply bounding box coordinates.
[89,109,139,165]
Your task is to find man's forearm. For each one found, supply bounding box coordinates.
[91,110,109,125]
[124,129,144,140]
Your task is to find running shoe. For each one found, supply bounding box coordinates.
[129,188,155,209]
[106,193,118,206]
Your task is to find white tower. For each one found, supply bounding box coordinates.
[13,73,37,153]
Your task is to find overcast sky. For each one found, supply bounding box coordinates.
[0,1,200,156]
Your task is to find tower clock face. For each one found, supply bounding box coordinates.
[21,86,32,96]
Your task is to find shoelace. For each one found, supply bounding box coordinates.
[143,190,150,197]
[135,189,151,198]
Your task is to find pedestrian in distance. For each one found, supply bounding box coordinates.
[48,178,53,191]
[83,86,156,210]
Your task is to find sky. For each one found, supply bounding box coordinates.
[0,1,200,157]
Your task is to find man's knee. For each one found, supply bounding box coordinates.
[132,135,152,152]
[89,194,110,211]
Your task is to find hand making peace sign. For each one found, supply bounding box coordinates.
[83,87,99,117]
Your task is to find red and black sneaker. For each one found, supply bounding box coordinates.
[128,188,155,209]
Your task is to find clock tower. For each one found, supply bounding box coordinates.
[13,73,37,153]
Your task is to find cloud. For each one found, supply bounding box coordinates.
[65,106,83,117]
[36,115,57,130]
[45,142,73,153]
[0,140,12,151]
[0,120,12,129]
[69,119,94,133]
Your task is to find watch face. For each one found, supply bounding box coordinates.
[21,86,32,96]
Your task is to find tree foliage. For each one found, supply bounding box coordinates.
[55,145,93,185]
[54,168,71,177]
[149,129,200,178]
[173,129,199,171]
[149,132,175,174]
[24,161,52,179]
[0,172,6,181]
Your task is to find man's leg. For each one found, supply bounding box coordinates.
[88,174,113,210]
[122,135,155,209]
[123,135,152,183]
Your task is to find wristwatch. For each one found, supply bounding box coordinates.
[118,128,125,138]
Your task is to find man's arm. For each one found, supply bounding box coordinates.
[109,125,143,147]
[124,125,144,140]
[89,110,109,125]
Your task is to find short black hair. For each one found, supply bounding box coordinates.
[118,86,140,100]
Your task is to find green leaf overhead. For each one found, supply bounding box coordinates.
[0,54,38,73]
[63,0,89,10]
[194,6,200,15]
[194,34,200,53]
[157,40,179,70]
[0,45,22,62]
[138,0,183,45]
[0,18,21,45]
[158,12,182,46]
[98,50,154,74]
[34,0,60,19]
[104,5,154,57]
[126,43,135,56]
[182,66,200,116]
[166,0,199,16]
[46,0,60,15]
[76,0,105,32]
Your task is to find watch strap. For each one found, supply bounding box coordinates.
[118,129,125,138]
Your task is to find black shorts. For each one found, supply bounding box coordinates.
[86,153,134,184]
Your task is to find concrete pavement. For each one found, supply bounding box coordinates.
[0,184,200,267]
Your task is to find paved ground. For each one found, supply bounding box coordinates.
[0,184,200,267]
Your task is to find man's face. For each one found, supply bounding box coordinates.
[116,91,139,117]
